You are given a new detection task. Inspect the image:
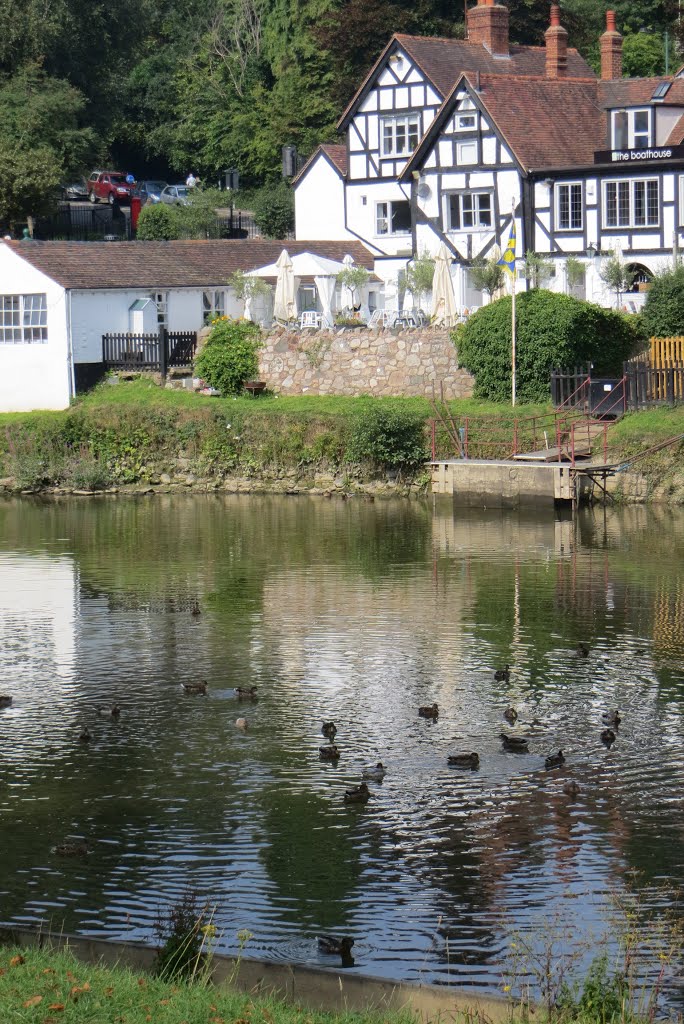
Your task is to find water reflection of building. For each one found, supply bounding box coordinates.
[431,506,575,559]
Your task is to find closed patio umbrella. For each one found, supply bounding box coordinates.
[273,249,296,323]
[431,242,458,327]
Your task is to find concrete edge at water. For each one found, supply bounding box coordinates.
[0,926,510,1022]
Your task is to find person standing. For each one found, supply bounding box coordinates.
[186,172,197,188]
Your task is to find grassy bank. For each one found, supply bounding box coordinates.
[0,945,418,1024]
[0,381,682,500]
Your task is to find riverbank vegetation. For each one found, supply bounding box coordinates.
[0,382,683,499]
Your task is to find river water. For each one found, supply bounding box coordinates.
[0,495,682,1003]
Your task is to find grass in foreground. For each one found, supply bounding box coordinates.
[0,945,418,1024]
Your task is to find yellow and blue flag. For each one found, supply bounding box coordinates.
[497,220,516,276]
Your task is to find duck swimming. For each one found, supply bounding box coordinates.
[575,643,590,658]
[601,728,616,747]
[545,750,565,770]
[0,694,12,709]
[182,681,208,695]
[418,703,439,720]
[447,752,480,769]
[501,733,529,753]
[322,721,337,740]
[235,717,248,731]
[319,744,340,761]
[235,686,257,699]
[494,665,510,682]
[52,841,89,857]
[503,708,518,724]
[563,781,580,798]
[362,762,386,781]
[98,705,120,718]
[344,782,370,804]
[190,601,202,617]
[602,710,621,727]
[78,726,92,743]
[318,935,354,955]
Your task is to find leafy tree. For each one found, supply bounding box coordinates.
[642,264,684,338]
[403,251,435,307]
[228,269,272,303]
[469,256,505,298]
[565,255,586,295]
[454,290,643,403]
[337,265,370,309]
[622,30,675,77]
[194,318,263,395]
[251,180,294,238]
[0,145,63,225]
[136,203,180,240]
[599,251,635,309]
[523,250,553,289]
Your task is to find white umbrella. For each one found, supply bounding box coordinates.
[340,253,356,312]
[314,275,335,326]
[273,249,296,323]
[431,242,458,326]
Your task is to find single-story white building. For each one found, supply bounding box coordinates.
[0,238,376,412]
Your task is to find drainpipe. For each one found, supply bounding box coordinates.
[66,290,76,402]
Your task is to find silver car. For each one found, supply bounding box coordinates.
[160,185,190,206]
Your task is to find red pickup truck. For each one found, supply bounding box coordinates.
[87,171,135,205]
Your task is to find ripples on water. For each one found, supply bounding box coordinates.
[0,495,683,1004]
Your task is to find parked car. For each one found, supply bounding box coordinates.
[160,185,190,206]
[87,171,136,205]
[137,180,168,205]
[61,180,88,201]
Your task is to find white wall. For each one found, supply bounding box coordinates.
[0,244,71,412]
[295,157,355,241]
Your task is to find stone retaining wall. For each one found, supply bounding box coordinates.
[259,326,474,399]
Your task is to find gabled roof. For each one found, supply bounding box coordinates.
[396,34,594,96]
[666,112,684,146]
[2,239,375,290]
[337,31,595,130]
[293,143,347,186]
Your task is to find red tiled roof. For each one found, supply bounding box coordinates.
[3,239,375,290]
[475,75,604,171]
[320,144,347,176]
[396,34,594,96]
[598,78,684,107]
[666,112,684,145]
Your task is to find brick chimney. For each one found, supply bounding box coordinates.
[600,10,622,80]
[545,4,568,79]
[467,0,510,57]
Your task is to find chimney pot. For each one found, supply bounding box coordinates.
[550,4,561,27]
[467,0,509,56]
[545,4,568,79]
[606,10,617,32]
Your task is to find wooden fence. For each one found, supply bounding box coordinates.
[650,335,684,368]
[102,329,197,374]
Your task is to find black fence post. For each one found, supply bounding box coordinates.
[159,327,168,380]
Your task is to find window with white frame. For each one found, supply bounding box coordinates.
[611,108,651,150]
[203,290,225,321]
[381,114,420,157]
[150,291,168,328]
[455,97,478,131]
[603,178,659,228]
[448,191,492,231]
[376,200,411,235]
[0,293,47,344]
[556,182,583,230]
[457,141,477,164]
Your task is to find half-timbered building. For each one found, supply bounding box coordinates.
[294,0,684,311]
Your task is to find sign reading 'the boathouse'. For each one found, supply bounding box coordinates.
[594,145,684,164]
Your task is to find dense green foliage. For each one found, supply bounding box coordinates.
[135,203,179,240]
[250,181,295,238]
[642,264,684,338]
[194,318,263,395]
[454,291,644,403]
[136,188,229,240]
[346,404,428,470]
[1,0,678,225]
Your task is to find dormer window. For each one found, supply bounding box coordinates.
[381,115,420,158]
[612,108,651,150]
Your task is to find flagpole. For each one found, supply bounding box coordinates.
[511,268,516,406]
[511,200,516,407]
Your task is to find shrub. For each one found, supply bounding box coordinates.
[194,318,262,396]
[153,891,211,982]
[642,263,684,337]
[346,403,427,471]
[136,203,180,240]
[250,181,294,238]
[454,290,644,403]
